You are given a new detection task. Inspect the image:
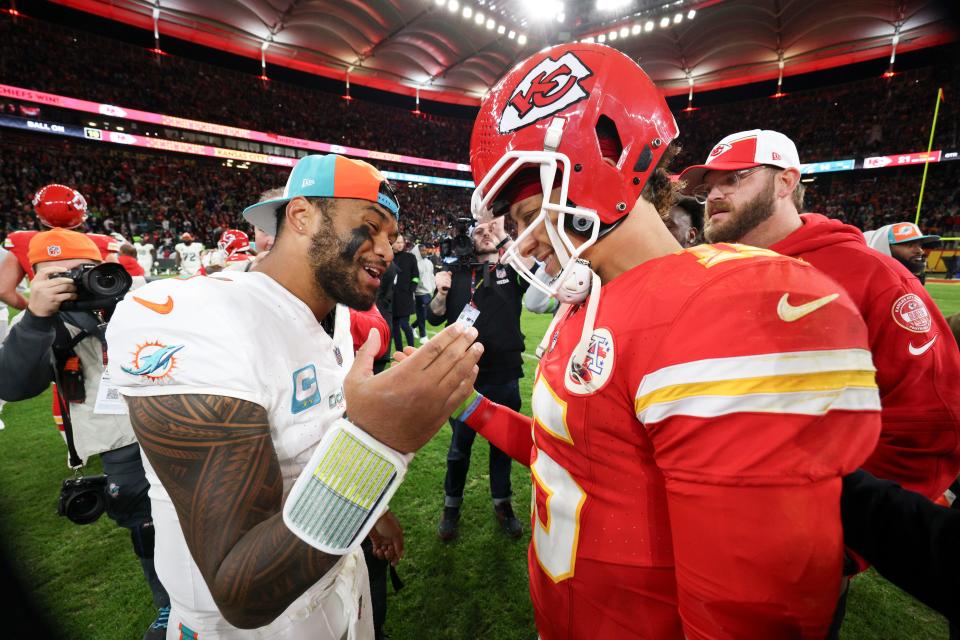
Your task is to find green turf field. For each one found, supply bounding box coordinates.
[0,286,956,639]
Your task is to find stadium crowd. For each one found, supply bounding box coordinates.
[0,132,471,250]
[0,15,471,163]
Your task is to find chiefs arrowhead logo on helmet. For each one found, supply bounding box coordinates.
[218,229,250,257]
[32,184,88,229]
[499,52,593,134]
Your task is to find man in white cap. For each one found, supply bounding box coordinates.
[863,222,940,284]
[678,130,960,634]
[107,153,482,639]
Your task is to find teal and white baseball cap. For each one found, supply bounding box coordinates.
[243,154,400,236]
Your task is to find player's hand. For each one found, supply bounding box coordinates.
[487,216,507,242]
[369,511,404,566]
[344,323,482,453]
[27,269,77,317]
[392,346,417,363]
[434,270,452,295]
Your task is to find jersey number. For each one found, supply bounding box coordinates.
[530,377,586,582]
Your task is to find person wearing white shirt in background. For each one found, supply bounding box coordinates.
[174,232,203,277]
[412,244,435,343]
[134,235,157,276]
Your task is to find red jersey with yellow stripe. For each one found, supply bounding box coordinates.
[4,229,119,279]
[462,243,881,640]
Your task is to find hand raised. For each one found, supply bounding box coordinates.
[27,269,77,317]
[344,323,482,452]
[434,270,452,294]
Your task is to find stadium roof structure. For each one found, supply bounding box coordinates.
[47,0,958,106]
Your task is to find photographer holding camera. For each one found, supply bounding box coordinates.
[0,229,169,640]
[429,217,533,540]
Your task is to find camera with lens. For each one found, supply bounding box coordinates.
[439,216,478,270]
[57,263,133,311]
[57,474,110,525]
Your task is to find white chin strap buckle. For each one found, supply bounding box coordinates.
[553,259,593,304]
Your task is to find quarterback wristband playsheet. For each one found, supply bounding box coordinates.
[283,418,411,554]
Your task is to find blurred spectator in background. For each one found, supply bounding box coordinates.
[864,222,941,285]
[664,195,703,248]
[412,243,435,343]
[390,234,418,352]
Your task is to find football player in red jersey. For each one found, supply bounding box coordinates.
[443,43,882,639]
[0,184,119,309]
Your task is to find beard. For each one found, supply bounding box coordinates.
[309,223,378,310]
[704,178,776,244]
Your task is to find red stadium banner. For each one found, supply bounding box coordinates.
[0,83,472,174]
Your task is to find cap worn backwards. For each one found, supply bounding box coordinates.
[242,154,400,237]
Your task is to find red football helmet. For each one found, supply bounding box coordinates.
[217,229,250,257]
[32,184,88,229]
[470,43,678,302]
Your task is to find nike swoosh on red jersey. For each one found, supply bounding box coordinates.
[133,295,174,314]
[908,334,938,356]
[777,293,839,322]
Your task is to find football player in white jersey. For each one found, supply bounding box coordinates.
[134,235,157,275]
[174,232,203,277]
[108,154,482,639]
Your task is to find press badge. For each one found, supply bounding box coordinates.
[456,302,480,328]
[94,370,129,415]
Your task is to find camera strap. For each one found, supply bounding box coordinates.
[51,314,107,470]
[51,352,84,470]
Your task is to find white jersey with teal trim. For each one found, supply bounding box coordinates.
[174,242,203,276]
[134,242,155,272]
[106,271,370,639]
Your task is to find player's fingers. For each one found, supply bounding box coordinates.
[428,337,483,390]
[348,329,380,381]
[439,366,481,417]
[403,322,466,369]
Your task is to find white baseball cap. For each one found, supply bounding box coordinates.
[678,129,801,193]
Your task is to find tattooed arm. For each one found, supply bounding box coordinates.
[127,393,339,629]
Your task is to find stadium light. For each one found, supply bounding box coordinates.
[557,13,565,23]
[448,0,459,12]
[497,24,506,34]
[644,20,654,32]
[597,34,606,43]
[631,23,642,35]
[508,29,516,39]
[608,30,617,41]
[463,6,472,18]
[673,13,682,24]
[435,0,446,6]
[619,26,629,38]
[487,18,495,29]
[687,9,696,19]
[475,11,485,24]
[659,16,669,28]
[517,33,527,45]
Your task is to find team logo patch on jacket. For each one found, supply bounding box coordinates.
[565,328,614,395]
[892,293,932,333]
[499,52,593,134]
[121,341,183,382]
